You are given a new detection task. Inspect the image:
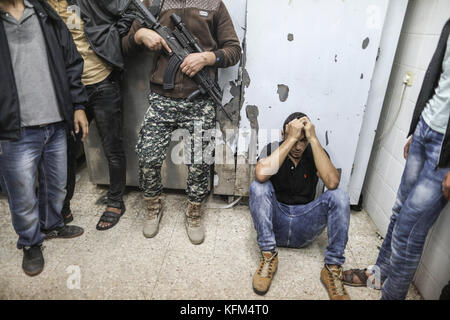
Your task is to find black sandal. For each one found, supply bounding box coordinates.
[96,206,125,231]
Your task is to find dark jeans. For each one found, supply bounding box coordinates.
[375,117,448,300]
[63,74,126,213]
[249,180,350,265]
[0,122,66,248]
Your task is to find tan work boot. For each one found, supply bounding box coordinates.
[143,195,163,238]
[252,251,278,295]
[185,200,205,245]
[320,264,351,300]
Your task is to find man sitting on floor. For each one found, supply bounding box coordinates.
[249,112,351,300]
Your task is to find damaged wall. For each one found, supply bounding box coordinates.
[234,0,390,196]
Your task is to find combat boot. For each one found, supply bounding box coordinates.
[143,195,163,238]
[185,200,204,245]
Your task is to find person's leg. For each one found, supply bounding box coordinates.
[285,188,350,300]
[181,96,216,203]
[0,128,45,249]
[62,99,93,223]
[375,117,428,282]
[88,77,127,229]
[61,129,80,223]
[249,180,282,252]
[137,93,176,237]
[285,188,350,265]
[90,78,126,209]
[249,179,286,295]
[136,93,176,198]
[38,122,67,232]
[381,123,447,300]
[179,96,216,244]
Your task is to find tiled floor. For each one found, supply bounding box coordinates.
[0,164,422,300]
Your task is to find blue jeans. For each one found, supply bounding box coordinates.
[0,122,67,249]
[249,180,350,265]
[376,117,448,300]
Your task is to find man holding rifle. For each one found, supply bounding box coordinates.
[122,0,241,244]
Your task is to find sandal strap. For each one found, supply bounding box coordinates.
[98,211,122,223]
[343,268,368,284]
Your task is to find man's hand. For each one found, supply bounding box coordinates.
[404,136,412,159]
[180,52,215,78]
[442,171,450,201]
[74,110,89,142]
[134,28,171,53]
[301,117,318,142]
[285,118,306,142]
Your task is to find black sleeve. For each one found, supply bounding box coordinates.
[58,20,88,110]
[117,10,136,38]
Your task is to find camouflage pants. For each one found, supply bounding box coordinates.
[136,92,216,203]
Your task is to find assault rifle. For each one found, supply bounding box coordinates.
[127,0,232,121]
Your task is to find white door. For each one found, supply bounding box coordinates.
[234,0,391,196]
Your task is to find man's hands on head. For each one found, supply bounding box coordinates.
[74,110,88,142]
[180,52,216,78]
[285,118,305,142]
[135,28,171,53]
[285,117,318,143]
[301,117,318,143]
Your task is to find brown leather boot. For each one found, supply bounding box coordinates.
[143,195,163,238]
[252,251,278,295]
[320,264,351,300]
[185,200,204,245]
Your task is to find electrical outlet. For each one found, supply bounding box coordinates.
[404,71,415,86]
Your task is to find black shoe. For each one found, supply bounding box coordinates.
[43,225,84,240]
[22,245,44,277]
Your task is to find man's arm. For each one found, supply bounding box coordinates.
[212,1,242,68]
[121,18,170,56]
[302,118,340,190]
[255,118,305,183]
[255,139,296,183]
[179,1,241,78]
[57,19,89,140]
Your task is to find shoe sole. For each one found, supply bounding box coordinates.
[45,229,84,240]
[23,267,44,277]
[189,238,204,245]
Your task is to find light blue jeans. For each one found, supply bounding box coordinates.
[249,180,350,265]
[0,122,67,249]
[376,117,449,300]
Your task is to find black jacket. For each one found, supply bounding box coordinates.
[66,0,134,71]
[0,0,88,141]
[408,18,450,168]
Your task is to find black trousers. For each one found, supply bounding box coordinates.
[62,73,126,214]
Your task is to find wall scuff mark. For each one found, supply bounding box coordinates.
[277,84,290,102]
[362,37,370,49]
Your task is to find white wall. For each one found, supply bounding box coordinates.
[363,0,450,300]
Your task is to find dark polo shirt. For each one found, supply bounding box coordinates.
[258,141,320,205]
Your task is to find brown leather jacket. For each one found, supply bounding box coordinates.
[122,0,242,98]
